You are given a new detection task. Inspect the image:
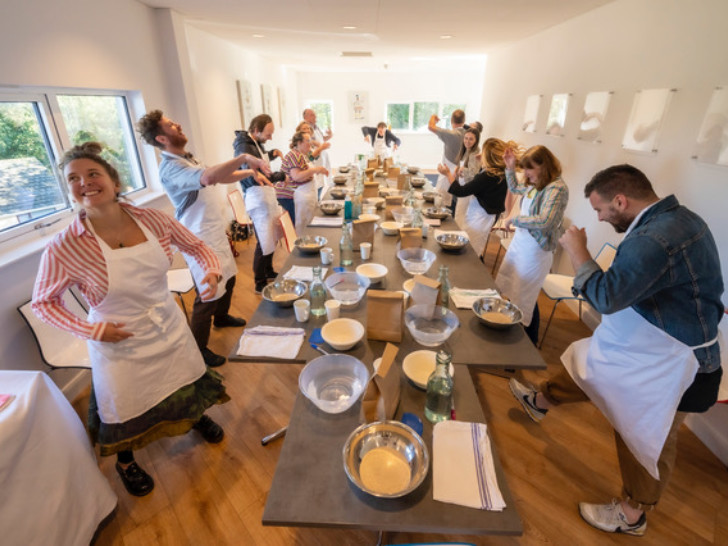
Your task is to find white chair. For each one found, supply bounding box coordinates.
[18,292,91,370]
[167,263,195,323]
[538,242,617,348]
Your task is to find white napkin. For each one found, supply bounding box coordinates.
[309,216,344,227]
[424,218,441,227]
[433,228,469,240]
[433,420,506,511]
[236,326,305,360]
[449,287,499,309]
[283,266,329,282]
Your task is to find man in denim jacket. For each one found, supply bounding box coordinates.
[510,164,723,536]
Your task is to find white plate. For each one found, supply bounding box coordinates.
[402,350,455,390]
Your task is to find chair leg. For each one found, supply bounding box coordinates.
[491,245,503,276]
[537,299,560,349]
[175,292,191,324]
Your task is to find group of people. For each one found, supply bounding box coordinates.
[29,101,723,539]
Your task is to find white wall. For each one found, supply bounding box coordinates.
[295,65,486,169]
[480,0,728,464]
[0,0,178,400]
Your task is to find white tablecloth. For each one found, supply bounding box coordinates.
[0,371,117,546]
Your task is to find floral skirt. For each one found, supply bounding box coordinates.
[88,368,230,457]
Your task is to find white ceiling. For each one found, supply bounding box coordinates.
[138,0,615,71]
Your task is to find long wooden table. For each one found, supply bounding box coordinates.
[232,193,546,539]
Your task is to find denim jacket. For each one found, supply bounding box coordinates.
[573,195,723,373]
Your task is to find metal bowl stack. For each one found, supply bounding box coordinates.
[343,420,429,498]
[333,175,348,185]
[320,201,343,215]
[423,207,452,220]
[294,235,327,254]
[330,187,348,200]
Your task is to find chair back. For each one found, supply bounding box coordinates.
[228,188,251,224]
[595,242,617,271]
[18,292,91,370]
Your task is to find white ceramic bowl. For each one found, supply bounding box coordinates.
[358,213,380,223]
[380,221,403,236]
[343,420,429,498]
[299,354,369,414]
[402,278,415,294]
[397,247,436,276]
[402,349,456,389]
[321,318,365,350]
[404,304,459,347]
[365,197,385,209]
[356,263,388,284]
[324,272,371,306]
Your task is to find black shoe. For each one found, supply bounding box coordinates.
[202,347,226,368]
[115,461,154,496]
[266,271,279,281]
[193,414,224,443]
[254,282,266,295]
[213,315,247,328]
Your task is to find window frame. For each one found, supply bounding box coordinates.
[0,86,154,247]
[384,101,469,133]
[305,100,335,134]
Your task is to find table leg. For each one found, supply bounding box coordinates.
[375,530,385,546]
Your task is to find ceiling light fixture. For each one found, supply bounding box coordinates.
[343,26,357,30]
[440,35,453,39]
[252,34,264,38]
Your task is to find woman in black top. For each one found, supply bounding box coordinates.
[438,137,522,257]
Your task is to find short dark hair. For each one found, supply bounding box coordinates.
[584,164,656,201]
[249,114,273,134]
[59,141,121,186]
[136,110,165,149]
[451,109,465,125]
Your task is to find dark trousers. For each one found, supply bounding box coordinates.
[190,275,236,350]
[277,197,295,226]
[523,302,540,346]
[252,226,275,286]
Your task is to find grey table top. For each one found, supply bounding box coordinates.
[230,210,546,371]
[262,364,523,536]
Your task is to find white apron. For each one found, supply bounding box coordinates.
[453,159,472,228]
[373,132,389,159]
[435,156,457,207]
[463,197,496,257]
[294,161,318,233]
[561,306,711,479]
[312,125,331,193]
[245,185,282,255]
[494,190,552,326]
[86,217,207,424]
[179,185,237,301]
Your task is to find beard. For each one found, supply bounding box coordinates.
[168,132,187,148]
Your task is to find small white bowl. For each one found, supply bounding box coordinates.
[358,213,380,223]
[380,221,403,236]
[402,350,455,389]
[365,197,385,209]
[356,263,388,284]
[322,318,365,351]
[402,278,415,295]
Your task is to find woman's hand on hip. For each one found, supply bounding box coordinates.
[101,322,134,343]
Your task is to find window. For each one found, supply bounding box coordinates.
[306,101,334,132]
[385,102,469,132]
[0,88,147,242]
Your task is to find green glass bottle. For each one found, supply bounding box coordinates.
[424,350,453,423]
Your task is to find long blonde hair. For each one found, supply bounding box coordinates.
[482,138,523,179]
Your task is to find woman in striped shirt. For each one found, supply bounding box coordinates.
[32,142,230,497]
[278,130,329,232]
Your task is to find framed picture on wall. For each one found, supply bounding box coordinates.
[236,79,254,128]
[522,94,541,133]
[348,91,368,123]
[622,88,675,153]
[546,93,570,137]
[277,87,286,128]
[693,86,728,166]
[577,91,612,143]
[260,84,273,116]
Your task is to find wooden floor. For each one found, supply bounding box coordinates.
[82,234,728,545]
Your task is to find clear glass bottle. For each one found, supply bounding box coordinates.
[339,222,354,267]
[309,265,327,317]
[437,265,451,308]
[425,350,454,423]
[411,207,423,230]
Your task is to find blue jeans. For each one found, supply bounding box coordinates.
[277,198,295,226]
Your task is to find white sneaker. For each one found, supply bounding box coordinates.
[579,500,647,537]
[508,378,547,422]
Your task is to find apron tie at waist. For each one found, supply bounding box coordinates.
[690,335,718,351]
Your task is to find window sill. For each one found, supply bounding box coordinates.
[0,190,170,269]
